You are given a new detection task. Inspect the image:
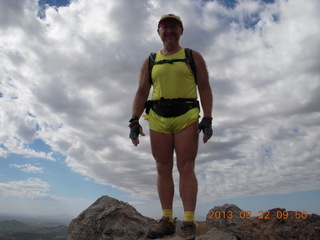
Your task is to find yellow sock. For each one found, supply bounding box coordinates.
[162,209,173,222]
[184,211,195,222]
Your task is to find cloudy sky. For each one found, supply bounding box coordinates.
[1,0,319,220]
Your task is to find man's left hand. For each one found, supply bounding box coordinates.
[197,117,213,143]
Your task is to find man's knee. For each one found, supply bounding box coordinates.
[177,160,195,176]
[156,160,173,176]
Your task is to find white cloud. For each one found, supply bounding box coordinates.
[0,178,92,216]
[10,164,44,173]
[0,147,7,158]
[0,0,319,210]
[0,178,50,198]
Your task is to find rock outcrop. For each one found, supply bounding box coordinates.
[67,196,155,240]
[223,208,320,240]
[203,205,320,240]
[67,195,320,240]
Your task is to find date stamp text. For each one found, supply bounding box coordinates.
[207,210,309,220]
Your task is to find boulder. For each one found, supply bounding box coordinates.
[67,195,155,240]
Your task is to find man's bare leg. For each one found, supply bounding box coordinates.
[175,122,199,213]
[150,130,175,211]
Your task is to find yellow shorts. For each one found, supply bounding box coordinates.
[146,108,200,134]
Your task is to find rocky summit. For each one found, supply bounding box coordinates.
[67,195,320,240]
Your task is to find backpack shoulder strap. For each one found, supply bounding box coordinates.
[148,49,198,85]
[148,52,157,85]
[185,48,197,84]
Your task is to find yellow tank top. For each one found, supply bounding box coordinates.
[151,48,197,100]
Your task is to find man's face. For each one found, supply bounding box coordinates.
[158,20,184,44]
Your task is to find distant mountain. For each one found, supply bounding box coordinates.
[0,219,68,240]
[0,219,27,230]
[0,213,73,226]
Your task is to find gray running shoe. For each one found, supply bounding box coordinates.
[178,221,196,240]
[147,217,176,239]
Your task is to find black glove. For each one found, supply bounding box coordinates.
[198,117,213,136]
[129,121,143,140]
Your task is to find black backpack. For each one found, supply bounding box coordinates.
[148,48,197,85]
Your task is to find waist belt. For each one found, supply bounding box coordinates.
[145,98,199,118]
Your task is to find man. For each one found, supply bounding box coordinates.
[129,14,213,239]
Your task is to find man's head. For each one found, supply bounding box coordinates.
[158,14,183,29]
[157,13,184,44]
